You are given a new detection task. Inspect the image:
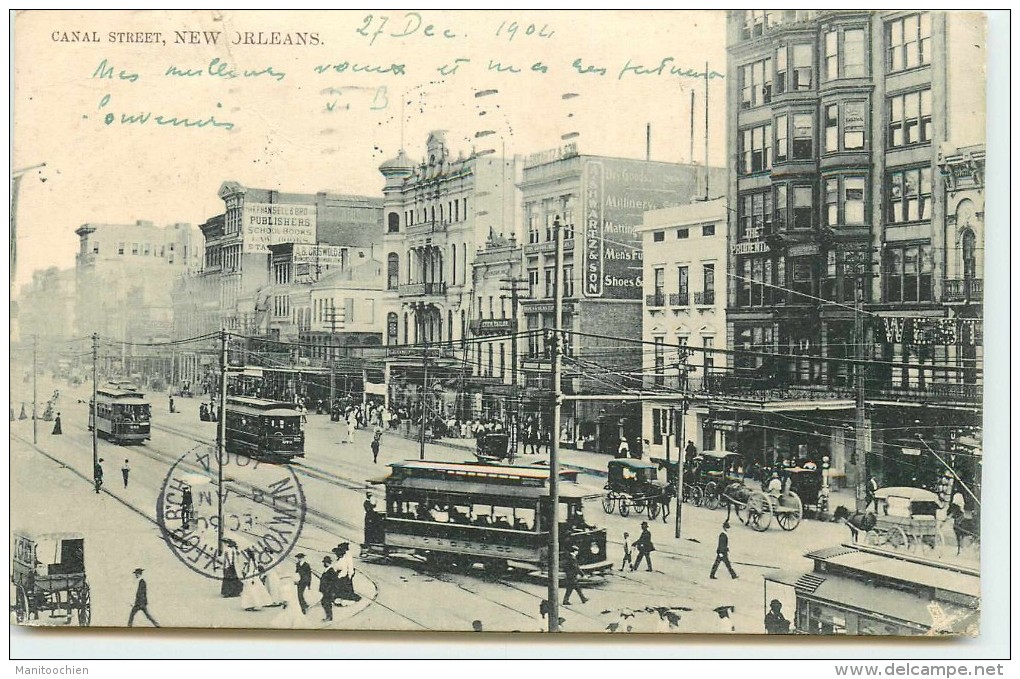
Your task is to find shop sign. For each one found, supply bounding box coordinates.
[873,316,983,346]
[242,202,316,254]
[732,240,769,255]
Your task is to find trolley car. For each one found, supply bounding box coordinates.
[11,532,91,626]
[89,384,151,444]
[363,461,612,576]
[224,397,305,461]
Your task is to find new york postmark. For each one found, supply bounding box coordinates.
[155,446,306,580]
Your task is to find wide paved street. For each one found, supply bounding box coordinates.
[10,376,975,633]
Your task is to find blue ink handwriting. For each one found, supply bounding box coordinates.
[356,12,458,47]
[618,57,724,81]
[494,20,555,41]
[92,59,139,83]
[313,61,406,76]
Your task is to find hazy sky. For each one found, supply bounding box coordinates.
[12,10,728,292]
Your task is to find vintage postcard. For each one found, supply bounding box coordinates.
[10,10,985,635]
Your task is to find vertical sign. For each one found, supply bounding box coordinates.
[583,161,605,298]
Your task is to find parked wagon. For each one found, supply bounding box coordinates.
[11,532,91,626]
[721,482,804,532]
[602,459,673,520]
[475,431,513,464]
[684,451,745,509]
[865,487,946,553]
[784,465,828,516]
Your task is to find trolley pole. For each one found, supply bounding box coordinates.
[91,333,99,493]
[32,334,37,445]
[500,276,528,462]
[547,217,564,633]
[216,329,228,555]
[675,347,691,539]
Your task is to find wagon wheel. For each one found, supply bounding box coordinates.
[647,500,661,520]
[746,490,773,532]
[865,529,885,547]
[888,526,909,550]
[14,585,28,624]
[77,583,91,627]
[703,482,720,510]
[633,498,646,515]
[601,494,616,514]
[688,486,704,507]
[618,500,630,517]
[775,491,803,531]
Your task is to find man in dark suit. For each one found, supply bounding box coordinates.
[710,521,738,579]
[632,522,655,572]
[127,568,159,627]
[319,556,338,622]
[295,553,312,614]
[561,546,588,605]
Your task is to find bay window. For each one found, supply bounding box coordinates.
[775,114,788,162]
[792,113,813,159]
[889,89,932,148]
[793,186,813,230]
[887,167,933,223]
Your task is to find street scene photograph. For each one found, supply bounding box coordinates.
[9,9,992,643]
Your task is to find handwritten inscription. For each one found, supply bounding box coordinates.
[356,12,458,46]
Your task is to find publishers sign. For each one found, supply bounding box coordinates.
[242,202,316,253]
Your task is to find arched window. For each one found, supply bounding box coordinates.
[387,212,400,233]
[387,253,400,290]
[962,230,977,280]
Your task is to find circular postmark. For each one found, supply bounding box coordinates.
[156,446,306,580]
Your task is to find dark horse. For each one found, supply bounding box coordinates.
[947,504,980,556]
[832,506,877,543]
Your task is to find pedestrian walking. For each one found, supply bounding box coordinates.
[866,476,880,513]
[127,568,160,627]
[220,539,243,598]
[94,459,105,492]
[346,415,356,444]
[370,435,380,464]
[169,395,175,414]
[181,484,194,528]
[684,440,698,459]
[295,553,311,614]
[619,531,633,571]
[121,459,131,488]
[632,522,655,572]
[19,402,27,420]
[561,546,588,605]
[710,521,738,580]
[51,412,62,435]
[617,438,630,459]
[319,556,338,622]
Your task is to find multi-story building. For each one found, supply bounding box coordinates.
[517,144,726,455]
[638,199,728,460]
[75,220,201,378]
[723,10,984,494]
[377,132,521,418]
[17,267,78,372]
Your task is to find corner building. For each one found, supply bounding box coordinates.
[724,11,984,494]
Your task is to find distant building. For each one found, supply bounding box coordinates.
[517,146,726,455]
[74,220,200,378]
[18,266,78,367]
[638,198,728,460]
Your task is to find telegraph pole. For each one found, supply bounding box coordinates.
[32,335,37,445]
[419,312,429,461]
[547,217,564,633]
[216,329,228,555]
[674,345,691,539]
[324,302,342,407]
[91,333,99,493]
[853,280,871,511]
[500,275,528,461]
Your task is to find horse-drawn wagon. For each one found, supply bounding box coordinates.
[11,532,91,626]
[602,459,672,520]
[865,487,946,553]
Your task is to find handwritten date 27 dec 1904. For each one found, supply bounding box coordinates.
[355,13,554,47]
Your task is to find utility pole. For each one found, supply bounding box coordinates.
[324,301,342,407]
[419,311,429,461]
[500,275,528,462]
[675,345,692,539]
[853,280,871,511]
[32,335,37,445]
[216,329,228,555]
[547,217,564,633]
[91,333,99,493]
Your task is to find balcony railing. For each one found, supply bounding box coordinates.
[669,292,689,307]
[943,278,983,303]
[693,290,716,306]
[646,292,665,308]
[398,282,448,297]
[700,373,981,406]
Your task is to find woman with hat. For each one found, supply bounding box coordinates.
[220,539,243,598]
[333,543,361,603]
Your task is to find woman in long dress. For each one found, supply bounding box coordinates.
[333,544,361,603]
[220,542,243,598]
[263,565,287,606]
[239,550,274,611]
[270,573,307,628]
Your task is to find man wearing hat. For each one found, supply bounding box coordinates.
[632,521,655,572]
[561,545,588,605]
[128,568,159,627]
[710,521,738,580]
[295,553,311,614]
[764,599,790,634]
[319,556,338,622]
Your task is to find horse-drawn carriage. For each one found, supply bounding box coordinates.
[864,487,946,553]
[475,431,513,464]
[784,465,828,516]
[602,459,672,520]
[11,532,91,626]
[683,451,744,509]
